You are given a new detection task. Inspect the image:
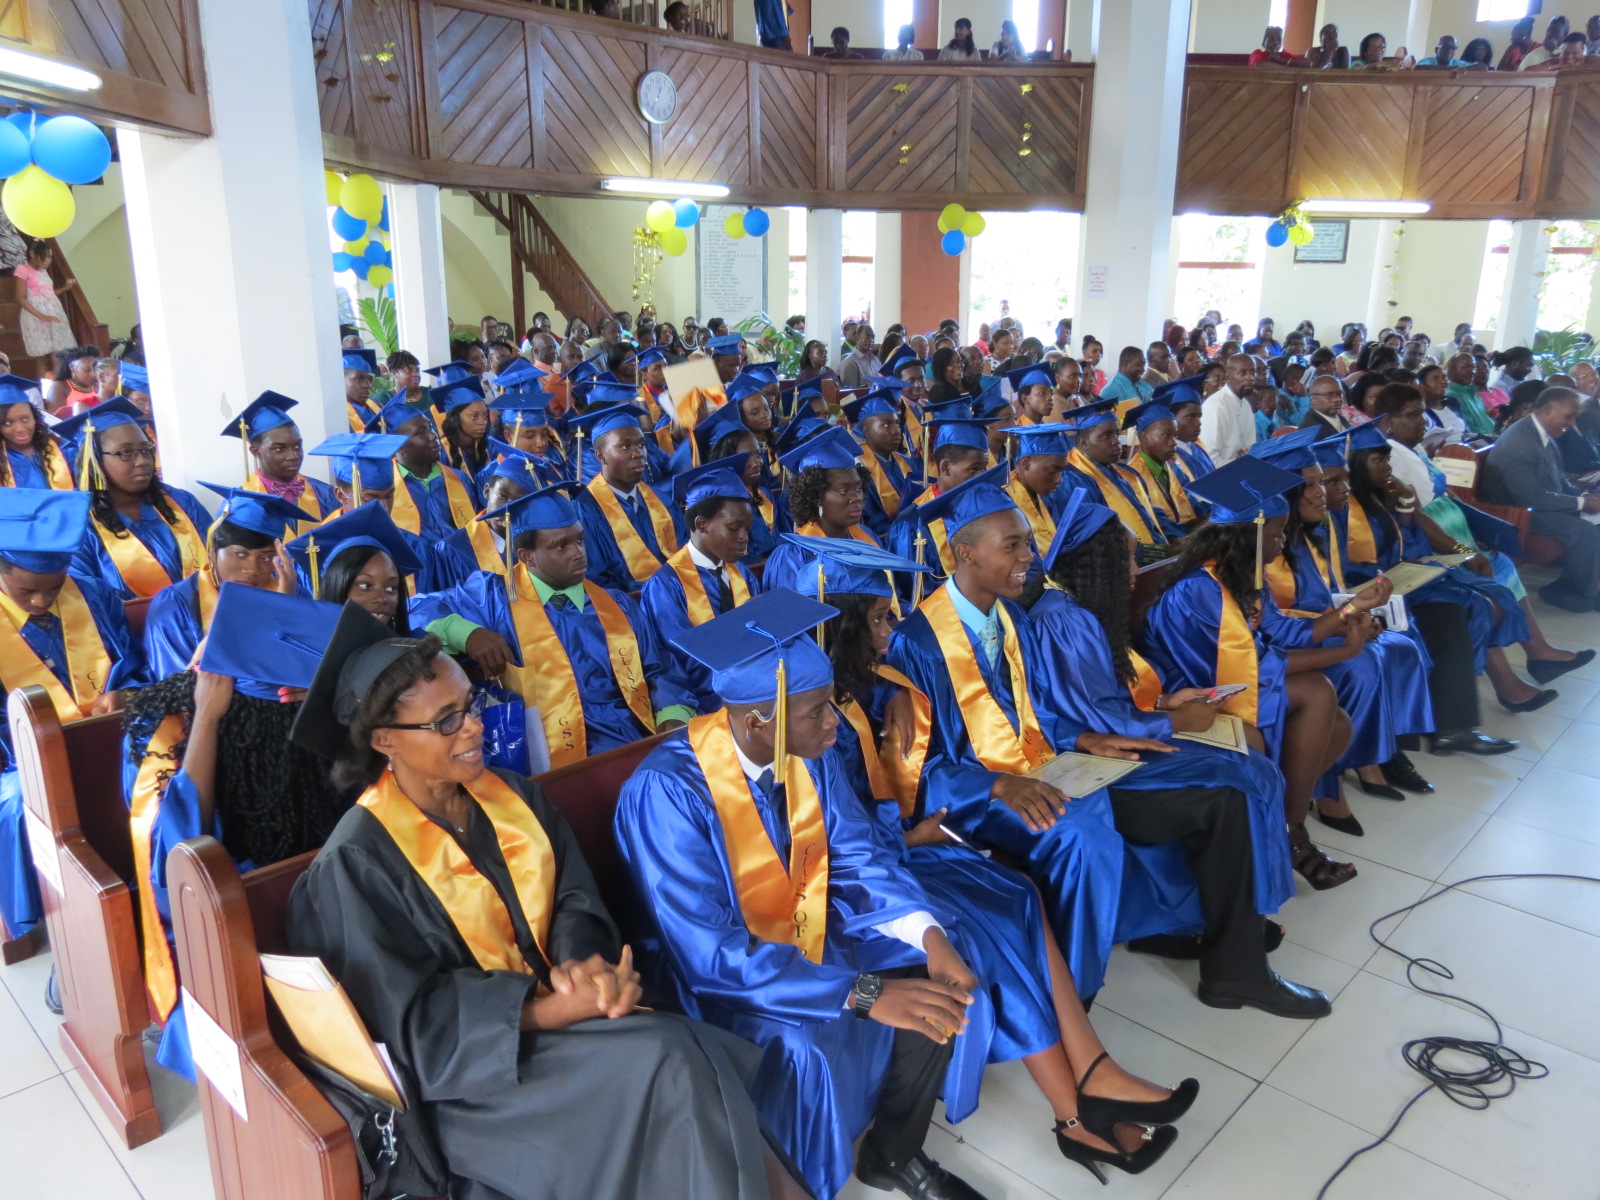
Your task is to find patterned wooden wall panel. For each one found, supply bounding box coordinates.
[1552,80,1600,207]
[50,0,194,91]
[655,45,749,186]
[434,6,532,167]
[540,27,650,178]
[1419,85,1532,205]
[844,74,958,194]
[0,0,29,40]
[758,64,818,193]
[1297,84,1413,199]
[967,74,1084,197]
[309,0,353,139]
[346,0,423,158]
[1177,78,1293,204]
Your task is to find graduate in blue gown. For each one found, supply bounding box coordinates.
[681,402,788,569]
[411,482,695,764]
[761,428,892,595]
[1058,399,1171,560]
[570,404,685,592]
[0,492,145,943]
[427,452,541,590]
[59,399,213,600]
[122,584,347,1078]
[579,381,676,486]
[882,422,992,603]
[616,590,990,1200]
[0,375,72,490]
[492,390,569,484]
[287,500,421,635]
[365,397,477,545]
[143,484,309,681]
[843,390,919,541]
[1153,378,1217,483]
[220,390,339,528]
[430,375,497,504]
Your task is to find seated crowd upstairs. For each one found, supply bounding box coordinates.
[1247,12,1599,71]
[3,290,1599,1200]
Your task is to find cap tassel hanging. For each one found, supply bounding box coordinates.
[237,417,251,480]
[1254,510,1266,591]
[351,459,363,509]
[572,427,584,483]
[504,521,519,602]
[78,416,105,492]
[306,535,321,596]
[814,562,826,650]
[911,525,928,608]
[772,653,788,771]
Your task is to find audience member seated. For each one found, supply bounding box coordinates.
[822,26,860,59]
[1518,15,1571,69]
[1416,34,1470,66]
[1249,26,1298,65]
[940,18,981,60]
[1305,22,1349,68]
[884,23,922,60]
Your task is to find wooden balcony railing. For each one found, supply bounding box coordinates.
[468,190,613,333]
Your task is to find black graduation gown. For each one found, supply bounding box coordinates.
[288,768,773,1200]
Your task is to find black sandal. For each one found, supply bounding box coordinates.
[1289,823,1358,891]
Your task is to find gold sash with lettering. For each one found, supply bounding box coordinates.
[504,570,655,767]
[0,581,112,720]
[688,713,829,964]
[91,501,205,598]
[1202,563,1262,725]
[1068,448,1163,547]
[244,472,326,527]
[665,545,751,627]
[1127,453,1196,524]
[360,768,555,974]
[585,476,679,584]
[871,664,931,817]
[1006,477,1057,551]
[920,585,1054,773]
[129,714,187,1018]
[389,464,477,537]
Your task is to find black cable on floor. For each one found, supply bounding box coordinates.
[1315,872,1600,1200]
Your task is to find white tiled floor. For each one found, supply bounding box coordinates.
[6,588,1600,1200]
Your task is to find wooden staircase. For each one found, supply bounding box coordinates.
[0,238,111,378]
[468,190,613,338]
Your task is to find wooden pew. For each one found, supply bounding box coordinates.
[6,685,161,1147]
[1434,444,1565,566]
[123,597,151,641]
[1130,555,1178,637]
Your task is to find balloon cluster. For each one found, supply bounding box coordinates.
[936,203,986,256]
[722,207,770,240]
[0,112,112,239]
[644,198,704,257]
[327,171,394,288]
[1266,203,1315,249]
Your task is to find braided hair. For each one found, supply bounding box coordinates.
[123,672,347,867]
[1167,522,1265,624]
[1029,517,1139,688]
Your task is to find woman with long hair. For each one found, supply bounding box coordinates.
[794,339,837,387]
[927,346,968,403]
[939,16,979,59]
[0,382,71,489]
[761,428,883,595]
[435,378,493,488]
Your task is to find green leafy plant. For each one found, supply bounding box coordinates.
[733,312,806,376]
[1531,326,1595,375]
[357,294,398,359]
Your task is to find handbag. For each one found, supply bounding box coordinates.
[293,1052,450,1200]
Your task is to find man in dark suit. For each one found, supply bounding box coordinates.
[1298,373,1348,436]
[1480,387,1600,612]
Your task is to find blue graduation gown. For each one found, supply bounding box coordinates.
[615,730,935,1200]
[5,446,61,489]
[860,452,915,541]
[428,525,490,592]
[638,557,763,713]
[397,465,473,544]
[70,485,212,600]
[1175,440,1216,479]
[763,526,885,598]
[1061,461,1170,545]
[144,574,288,700]
[411,570,693,752]
[1027,589,1294,938]
[0,577,146,940]
[886,597,1125,997]
[574,484,684,593]
[744,488,789,569]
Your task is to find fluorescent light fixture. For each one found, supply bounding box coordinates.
[1301,199,1431,216]
[601,177,729,199]
[0,47,101,91]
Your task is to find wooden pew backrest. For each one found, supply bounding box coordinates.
[1130,556,1178,638]
[537,733,665,917]
[123,597,151,641]
[1435,442,1564,565]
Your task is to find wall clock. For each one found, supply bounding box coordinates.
[637,70,678,125]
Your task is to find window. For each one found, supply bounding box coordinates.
[1173,214,1270,332]
[1475,0,1529,21]
[786,206,805,320]
[1267,0,1288,29]
[966,211,1080,337]
[1011,0,1040,53]
[1538,221,1599,334]
[841,212,876,323]
[1473,220,1514,332]
[882,0,912,48]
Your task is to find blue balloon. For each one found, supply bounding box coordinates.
[742,208,770,237]
[350,257,370,281]
[30,114,111,185]
[941,229,966,256]
[332,251,353,273]
[0,120,28,177]
[672,198,700,228]
[363,240,389,267]
[378,196,390,233]
[383,283,395,299]
[5,112,34,139]
[1265,220,1289,247]
[331,207,367,241]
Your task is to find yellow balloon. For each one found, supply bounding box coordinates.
[367,264,393,288]
[723,212,746,239]
[345,236,370,256]
[659,227,688,256]
[961,212,986,238]
[1288,221,1315,247]
[323,169,343,206]
[2,165,74,238]
[938,203,966,234]
[646,200,676,233]
[339,172,382,223]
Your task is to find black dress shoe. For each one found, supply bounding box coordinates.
[1197,972,1332,1019]
[1429,730,1519,756]
[1500,689,1558,714]
[855,1145,988,1200]
[1128,920,1285,959]
[1352,776,1405,802]
[1527,649,1595,684]
[1380,752,1434,794]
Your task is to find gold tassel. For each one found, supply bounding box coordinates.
[772,656,788,771]
[1254,511,1266,590]
[815,563,826,650]
[238,417,251,480]
[912,525,928,608]
[351,460,363,509]
[505,527,518,602]
[306,535,321,596]
[572,427,584,482]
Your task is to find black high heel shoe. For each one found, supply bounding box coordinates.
[1316,808,1365,837]
[1352,776,1405,802]
[1075,1051,1200,1127]
[1054,1118,1176,1185]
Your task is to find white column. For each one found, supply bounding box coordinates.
[118,0,340,499]
[1404,0,1433,61]
[1074,0,1192,349]
[389,183,452,367]
[1497,220,1550,348]
[806,209,844,373]
[873,212,903,332]
[1065,0,1095,59]
[1364,218,1400,333]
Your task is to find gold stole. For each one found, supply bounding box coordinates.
[1067,448,1162,546]
[837,697,893,803]
[1344,504,1379,565]
[390,464,476,536]
[360,769,555,974]
[1264,555,1314,616]
[464,518,504,575]
[0,582,112,720]
[688,713,829,964]
[905,486,955,574]
[1005,477,1057,551]
[503,570,655,768]
[862,451,907,520]
[1128,454,1196,523]
[751,488,776,537]
[129,714,187,1018]
[585,476,679,583]
[243,472,325,526]
[920,585,1054,773]
[903,405,924,459]
[1202,563,1262,725]
[665,545,751,626]
[9,443,74,490]
[1127,647,1164,712]
[91,503,205,598]
[1313,523,1347,591]
[636,386,664,425]
[794,521,877,545]
[872,664,931,818]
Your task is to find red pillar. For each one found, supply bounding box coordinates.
[913,0,939,52]
[1284,0,1316,55]
[900,212,960,335]
[1038,0,1067,56]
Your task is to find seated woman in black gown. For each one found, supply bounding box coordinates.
[285,604,782,1200]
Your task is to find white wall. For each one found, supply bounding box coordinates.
[1391,220,1491,343]
[1423,0,1529,58]
[1257,217,1384,337]
[1190,0,1270,53]
[50,164,138,335]
[1315,0,1410,51]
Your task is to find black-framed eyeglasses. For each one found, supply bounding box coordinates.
[102,446,156,463]
[380,692,487,736]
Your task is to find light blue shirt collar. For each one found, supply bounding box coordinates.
[944,577,998,637]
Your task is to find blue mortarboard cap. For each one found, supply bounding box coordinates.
[1063,397,1120,431]
[341,349,378,374]
[424,360,476,384]
[564,359,602,386]
[740,363,779,387]
[842,391,900,425]
[567,403,648,441]
[1121,401,1177,433]
[793,377,826,401]
[1185,455,1302,525]
[670,587,837,706]
[923,397,974,420]
[882,345,919,376]
[309,432,410,489]
[673,458,753,509]
[0,489,90,573]
[708,333,745,357]
[778,532,929,600]
[198,481,310,539]
[487,481,584,536]
[494,387,555,422]
[365,396,433,435]
[286,499,422,579]
[906,463,1018,538]
[1247,426,1322,471]
[585,381,643,409]
[867,375,911,393]
[726,375,768,404]
[52,396,148,459]
[1006,365,1055,392]
[773,412,829,454]
[1340,422,1391,457]
[1311,434,1347,470]
[1152,374,1206,407]
[1041,489,1119,569]
[930,417,992,453]
[117,362,148,392]
[430,375,486,413]
[0,373,38,409]
[628,346,670,370]
[222,390,300,441]
[1000,422,1072,457]
[492,358,546,389]
[199,584,343,690]
[481,450,543,495]
[694,400,752,455]
[778,425,861,475]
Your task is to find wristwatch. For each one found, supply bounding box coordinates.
[851,973,882,1019]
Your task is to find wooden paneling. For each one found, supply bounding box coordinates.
[538,26,650,178]
[1177,77,1295,208]
[1418,84,1533,206]
[1296,83,1413,200]
[309,0,353,139]
[50,0,195,93]
[0,0,29,40]
[758,62,819,192]
[967,74,1086,195]
[1544,76,1600,215]
[655,43,749,185]
[344,0,423,157]
[433,6,532,166]
[843,72,959,194]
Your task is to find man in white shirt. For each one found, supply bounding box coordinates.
[883,23,923,59]
[1199,354,1258,464]
[1519,15,1569,68]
